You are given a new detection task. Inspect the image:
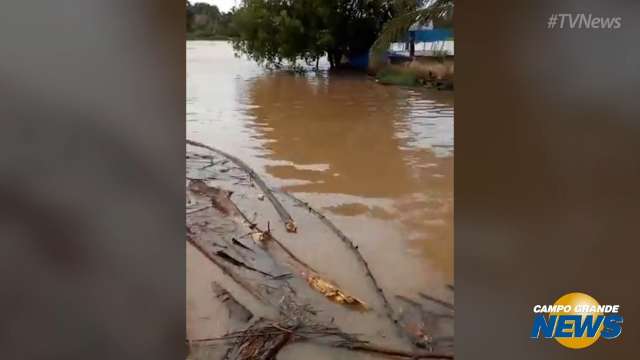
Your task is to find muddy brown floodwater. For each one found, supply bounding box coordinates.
[186,41,454,357]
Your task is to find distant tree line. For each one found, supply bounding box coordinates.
[186,1,237,40]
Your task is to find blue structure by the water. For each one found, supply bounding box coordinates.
[348,53,370,70]
[410,28,453,42]
[348,27,454,70]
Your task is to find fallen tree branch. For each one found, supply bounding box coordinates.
[188,180,318,280]
[186,233,267,304]
[187,332,295,343]
[397,295,454,319]
[259,331,294,360]
[418,292,454,311]
[187,139,297,233]
[267,235,318,273]
[232,237,255,252]
[212,282,254,323]
[275,190,405,340]
[186,205,212,214]
[334,343,454,359]
[215,250,276,278]
[187,327,359,344]
[189,314,454,359]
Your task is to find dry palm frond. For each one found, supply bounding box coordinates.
[304,272,368,310]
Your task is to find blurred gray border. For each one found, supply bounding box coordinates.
[2,0,639,359]
[456,0,639,358]
[1,1,185,359]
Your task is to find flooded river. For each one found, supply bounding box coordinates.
[187,41,453,348]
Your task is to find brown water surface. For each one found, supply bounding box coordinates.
[187,41,453,344]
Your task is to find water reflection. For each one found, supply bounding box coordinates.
[187,40,453,285]
[246,73,452,197]
[242,69,453,281]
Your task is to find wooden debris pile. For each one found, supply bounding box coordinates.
[186,140,454,359]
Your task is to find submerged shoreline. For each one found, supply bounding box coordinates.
[186,141,454,359]
[187,41,454,359]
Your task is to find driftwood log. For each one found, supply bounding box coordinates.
[276,190,410,343]
[187,139,297,233]
[186,142,455,359]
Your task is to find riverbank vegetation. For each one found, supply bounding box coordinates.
[376,65,453,89]
[230,0,420,68]
[376,66,420,86]
[186,2,237,40]
[186,0,454,87]
[227,0,453,70]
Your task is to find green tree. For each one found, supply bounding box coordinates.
[231,0,417,68]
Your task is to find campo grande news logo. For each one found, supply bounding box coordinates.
[530,292,623,349]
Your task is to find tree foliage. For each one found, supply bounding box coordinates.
[231,0,420,68]
[187,1,237,40]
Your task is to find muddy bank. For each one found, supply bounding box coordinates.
[186,141,454,359]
